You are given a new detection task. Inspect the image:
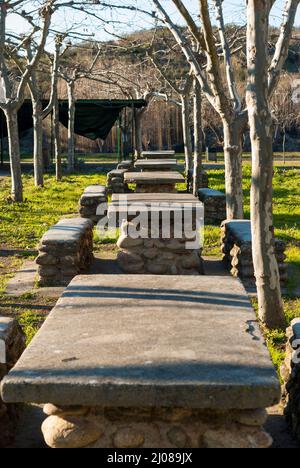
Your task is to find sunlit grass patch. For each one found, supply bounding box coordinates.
[265,328,286,379]
[0,173,107,249]
[94,228,119,247]
[17,310,45,346]
[203,225,220,256]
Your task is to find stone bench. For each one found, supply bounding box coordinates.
[198,188,226,224]
[0,317,25,447]
[221,220,287,286]
[117,161,134,171]
[107,169,129,194]
[79,185,108,224]
[36,218,94,287]
[124,171,185,193]
[1,275,280,448]
[281,318,300,442]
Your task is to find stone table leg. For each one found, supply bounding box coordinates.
[41,404,273,449]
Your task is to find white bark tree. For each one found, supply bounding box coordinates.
[246,0,299,329]
[21,36,61,187]
[149,50,193,175]
[59,48,101,172]
[153,0,299,220]
[0,0,55,201]
[58,67,77,173]
[153,0,246,218]
[53,91,61,181]
[193,77,203,195]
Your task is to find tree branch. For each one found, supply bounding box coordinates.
[16,0,55,103]
[198,0,232,120]
[268,0,300,96]
[152,0,216,110]
[213,0,241,112]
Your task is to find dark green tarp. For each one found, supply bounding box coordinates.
[58,99,146,140]
[0,99,146,141]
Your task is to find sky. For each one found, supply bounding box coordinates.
[7,0,300,50]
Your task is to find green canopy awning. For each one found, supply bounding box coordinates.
[58,99,146,141]
[0,99,146,141]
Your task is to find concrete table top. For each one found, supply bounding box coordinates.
[142,151,175,160]
[111,193,201,204]
[134,159,178,171]
[124,171,185,185]
[108,193,204,221]
[1,275,280,409]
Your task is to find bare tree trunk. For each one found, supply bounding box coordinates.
[222,117,244,219]
[181,94,193,175]
[67,81,75,173]
[32,100,44,187]
[5,108,23,202]
[193,78,203,196]
[53,98,62,181]
[246,0,286,330]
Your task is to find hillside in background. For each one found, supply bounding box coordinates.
[9,26,300,157]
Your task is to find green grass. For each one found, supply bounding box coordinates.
[17,310,45,346]
[0,173,106,249]
[2,153,120,164]
[265,328,286,375]
[3,151,300,166]
[208,166,300,244]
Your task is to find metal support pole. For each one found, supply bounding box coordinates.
[117,116,121,163]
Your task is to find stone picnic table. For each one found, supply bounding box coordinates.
[1,274,280,448]
[109,193,203,220]
[124,171,185,193]
[141,150,176,159]
[108,193,204,275]
[134,159,179,172]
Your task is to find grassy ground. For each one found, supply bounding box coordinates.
[2,151,300,165]
[1,153,120,164]
[0,173,106,249]
[0,166,299,371]
[0,173,106,343]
